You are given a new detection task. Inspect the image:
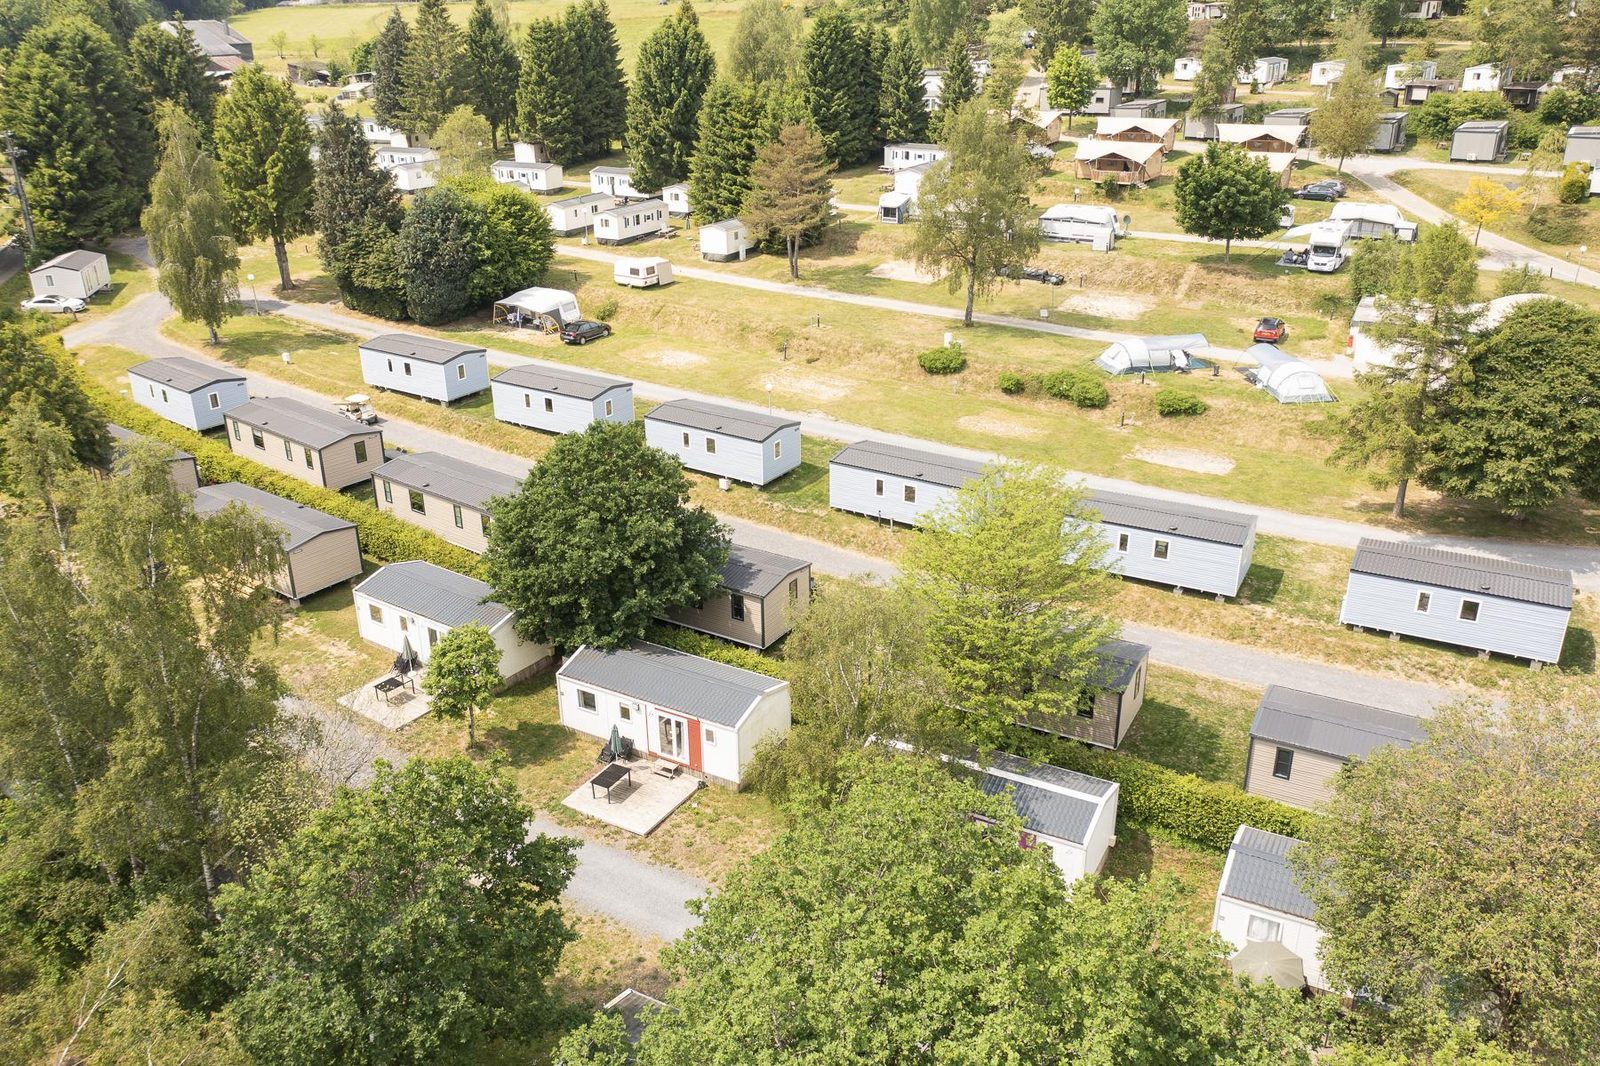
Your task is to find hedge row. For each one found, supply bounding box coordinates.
[643,624,795,681]
[89,384,485,577]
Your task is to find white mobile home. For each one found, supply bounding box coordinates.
[660,183,691,217]
[546,192,612,236]
[1339,539,1572,665]
[1085,81,1124,115]
[557,640,791,788]
[1310,61,1345,87]
[1087,489,1258,599]
[358,333,489,404]
[662,543,812,650]
[1406,0,1442,16]
[700,219,752,262]
[1385,60,1436,90]
[828,439,986,527]
[361,118,399,143]
[1265,107,1316,128]
[1213,827,1329,992]
[1173,56,1202,81]
[644,398,800,486]
[1242,343,1335,403]
[491,158,564,192]
[594,198,668,245]
[1187,0,1227,18]
[1039,204,1125,250]
[372,451,520,554]
[354,561,552,684]
[590,165,648,199]
[1461,63,1502,92]
[491,363,633,434]
[1245,686,1425,810]
[225,397,384,490]
[127,356,248,431]
[1109,97,1168,118]
[102,424,201,493]
[193,482,363,604]
[883,143,946,170]
[972,751,1119,883]
[1238,56,1288,88]
[1564,126,1600,166]
[614,256,674,288]
[29,250,110,301]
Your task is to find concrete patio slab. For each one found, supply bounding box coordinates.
[562,760,703,836]
[337,672,432,730]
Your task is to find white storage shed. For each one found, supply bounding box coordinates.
[29,250,111,301]
[358,333,489,404]
[1213,826,1329,992]
[644,398,801,486]
[594,199,668,245]
[614,257,674,288]
[1094,334,1208,375]
[700,219,752,262]
[492,287,581,330]
[1086,488,1258,599]
[127,356,248,431]
[546,192,612,235]
[828,440,986,527]
[1242,342,1335,403]
[491,363,633,434]
[1039,204,1125,249]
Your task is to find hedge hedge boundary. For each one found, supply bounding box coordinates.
[89,383,485,578]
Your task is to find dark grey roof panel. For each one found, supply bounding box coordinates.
[719,544,809,598]
[193,482,353,551]
[35,249,105,271]
[106,423,194,461]
[371,452,521,511]
[1251,685,1425,761]
[1090,638,1151,691]
[829,440,987,489]
[492,363,632,400]
[1088,489,1256,547]
[128,356,244,393]
[1349,538,1572,609]
[1222,826,1317,920]
[360,333,485,364]
[980,775,1100,844]
[557,640,784,728]
[353,560,510,629]
[228,397,377,449]
[644,398,799,442]
[988,750,1118,798]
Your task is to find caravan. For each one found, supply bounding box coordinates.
[1039,204,1126,250]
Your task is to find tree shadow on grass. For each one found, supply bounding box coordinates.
[1120,697,1233,783]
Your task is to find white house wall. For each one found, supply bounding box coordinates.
[491,381,634,435]
[1095,522,1252,598]
[128,372,248,431]
[1213,896,1329,990]
[359,348,489,403]
[828,463,964,527]
[1339,572,1569,663]
[644,420,800,486]
[354,592,550,681]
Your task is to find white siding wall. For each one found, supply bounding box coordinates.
[549,200,606,234]
[1081,788,1118,874]
[1213,896,1329,991]
[492,162,563,190]
[129,373,248,431]
[31,260,109,300]
[828,463,962,526]
[644,420,790,485]
[595,203,666,244]
[492,382,634,434]
[1339,572,1570,663]
[359,348,489,403]
[353,593,549,679]
[1096,523,1251,598]
[731,689,791,786]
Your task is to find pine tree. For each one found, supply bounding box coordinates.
[371,7,411,129]
[517,17,584,162]
[1024,0,1092,65]
[933,35,977,138]
[213,66,315,291]
[880,29,931,144]
[462,0,520,149]
[689,80,765,223]
[399,0,464,137]
[626,0,716,193]
[744,123,835,278]
[142,108,238,346]
[570,0,629,159]
[802,9,877,166]
[314,104,406,319]
[395,187,480,324]
[128,20,220,136]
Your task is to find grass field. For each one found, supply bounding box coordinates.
[1391,168,1600,275]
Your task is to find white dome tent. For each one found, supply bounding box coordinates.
[1094,334,1209,375]
[492,287,581,331]
[1241,343,1335,403]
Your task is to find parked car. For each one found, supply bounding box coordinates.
[20,294,87,314]
[559,319,612,345]
[1253,317,1289,343]
[1313,179,1348,197]
[1293,184,1339,202]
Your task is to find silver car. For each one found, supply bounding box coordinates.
[20,294,87,313]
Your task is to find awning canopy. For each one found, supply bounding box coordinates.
[493,287,580,325]
[1230,940,1307,990]
[879,192,912,209]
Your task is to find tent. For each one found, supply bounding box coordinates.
[1242,343,1335,403]
[492,287,581,330]
[1095,334,1209,375]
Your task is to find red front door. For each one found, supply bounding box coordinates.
[687,719,703,773]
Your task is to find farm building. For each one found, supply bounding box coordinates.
[1369,111,1409,151]
[372,451,520,554]
[1238,56,1288,87]
[127,356,248,431]
[884,143,946,170]
[557,640,791,789]
[1174,56,1202,81]
[1449,120,1509,162]
[699,219,752,261]
[1245,686,1425,809]
[594,198,668,245]
[546,192,612,235]
[1242,343,1335,403]
[1073,139,1166,184]
[1094,116,1180,150]
[1339,539,1572,665]
[590,165,649,199]
[660,183,691,216]
[1094,333,1208,375]
[1020,639,1150,749]
[1564,126,1600,166]
[101,423,200,493]
[1039,203,1125,249]
[614,257,674,288]
[828,440,986,526]
[29,250,110,301]
[1309,60,1344,86]
[1086,488,1258,599]
[1213,827,1328,992]
[1265,107,1316,127]
[491,363,633,434]
[193,482,363,604]
[491,287,581,330]
[358,333,489,404]
[1184,102,1245,139]
[970,751,1120,882]
[644,399,801,486]
[160,19,250,77]
[662,543,812,650]
[1461,63,1502,91]
[225,397,384,490]
[1385,60,1436,89]
[1216,123,1305,153]
[491,151,563,192]
[354,560,552,684]
[1109,97,1169,118]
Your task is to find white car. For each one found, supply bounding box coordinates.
[21,294,87,314]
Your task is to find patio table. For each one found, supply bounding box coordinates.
[589,761,634,804]
[374,675,414,703]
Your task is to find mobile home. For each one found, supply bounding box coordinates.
[1020,639,1150,749]
[1184,102,1245,139]
[102,423,200,493]
[660,183,691,217]
[884,143,945,170]
[973,751,1119,882]
[1238,56,1288,88]
[662,543,812,650]
[644,398,801,486]
[225,396,384,490]
[828,440,986,526]
[490,156,564,192]
[1039,203,1125,249]
[613,256,674,288]
[1461,63,1502,92]
[1264,107,1316,127]
[1369,111,1409,152]
[372,451,520,554]
[594,199,668,245]
[1086,488,1258,599]
[546,192,612,235]
[193,482,363,604]
[1213,826,1328,992]
[1449,120,1509,162]
[1309,61,1345,87]
[358,333,489,404]
[1174,56,1202,81]
[1084,82,1123,115]
[490,364,633,434]
[590,165,648,199]
[28,250,110,301]
[1245,686,1425,809]
[1384,60,1436,90]
[127,356,248,431]
[1564,125,1600,166]
[1109,97,1168,118]
[700,219,752,262]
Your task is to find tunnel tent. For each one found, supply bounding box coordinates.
[1094,334,1210,375]
[1241,343,1335,403]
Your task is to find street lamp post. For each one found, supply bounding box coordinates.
[247,273,258,315]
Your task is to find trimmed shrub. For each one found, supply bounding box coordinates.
[997,370,1028,395]
[644,624,793,680]
[1527,204,1584,245]
[918,344,967,375]
[591,297,619,322]
[1040,369,1109,408]
[1155,388,1207,417]
[1557,163,1591,206]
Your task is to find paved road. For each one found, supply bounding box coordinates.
[532,814,706,940]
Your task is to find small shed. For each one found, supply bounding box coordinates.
[1339,538,1572,665]
[662,543,812,650]
[372,451,520,554]
[1310,60,1345,86]
[127,356,248,431]
[225,396,384,490]
[878,191,914,225]
[1564,126,1600,166]
[700,218,752,262]
[1184,102,1245,140]
[1094,116,1180,150]
[660,183,691,217]
[194,482,362,604]
[1109,97,1168,118]
[1085,82,1123,115]
[1174,56,1202,82]
[1450,120,1509,162]
[1239,56,1288,87]
[1216,123,1305,153]
[491,363,633,434]
[1094,333,1208,375]
[546,192,612,235]
[492,287,581,330]
[590,165,647,199]
[1039,203,1124,249]
[1086,488,1258,599]
[359,333,489,404]
[1242,343,1335,403]
[884,143,945,170]
[614,256,674,288]
[1265,107,1316,127]
[972,751,1120,883]
[1020,638,1150,749]
[557,640,792,789]
[1073,139,1166,185]
[1461,63,1502,92]
[1213,827,1328,992]
[1369,111,1408,152]
[1385,60,1436,90]
[102,423,200,493]
[1245,686,1425,809]
[1501,80,1543,110]
[643,398,801,486]
[828,439,986,526]
[491,158,564,192]
[594,198,668,245]
[29,250,110,301]
[1401,78,1456,105]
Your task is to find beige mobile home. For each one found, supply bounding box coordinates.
[1020,639,1150,749]
[372,451,521,554]
[193,482,363,604]
[101,423,201,493]
[225,396,384,490]
[662,544,811,650]
[1244,686,1425,809]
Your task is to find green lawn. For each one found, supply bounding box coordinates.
[1121,666,1262,785]
[1391,168,1600,275]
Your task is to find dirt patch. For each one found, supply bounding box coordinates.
[1132,446,1236,475]
[956,412,1046,440]
[1057,293,1155,319]
[640,348,708,368]
[869,259,940,284]
[762,367,854,402]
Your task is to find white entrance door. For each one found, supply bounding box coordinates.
[655,712,688,762]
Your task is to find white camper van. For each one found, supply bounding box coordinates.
[1305,220,1353,273]
[1038,204,1126,250]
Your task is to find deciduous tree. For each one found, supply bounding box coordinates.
[744,123,836,279]
[1465,0,1563,83]
[727,0,802,86]
[1089,0,1188,96]
[879,28,931,144]
[1451,177,1521,246]
[433,105,495,179]
[462,179,557,305]
[398,0,464,136]
[421,622,502,749]
[801,8,878,166]
[688,80,766,223]
[213,65,314,291]
[1308,13,1382,172]
[143,107,238,346]
[0,398,76,548]
[1045,47,1098,132]
[0,325,109,477]
[371,6,411,128]
[908,0,973,62]
[461,0,520,148]
[554,1012,634,1066]
[1024,0,1092,65]
[1173,141,1288,260]
[626,0,716,194]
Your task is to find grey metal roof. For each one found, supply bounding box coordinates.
[551,192,613,208]
[492,363,631,400]
[1221,826,1317,920]
[829,440,987,489]
[719,543,809,598]
[1455,120,1508,132]
[1350,538,1572,609]
[1090,638,1150,691]
[127,356,244,393]
[989,750,1117,797]
[106,423,194,462]
[1087,489,1257,547]
[353,560,510,629]
[557,640,785,729]
[893,142,942,151]
[979,752,1116,845]
[371,452,520,511]
[644,398,799,442]
[1569,125,1600,139]
[228,397,377,449]
[1251,685,1424,761]
[34,249,105,272]
[359,333,485,364]
[193,482,354,552]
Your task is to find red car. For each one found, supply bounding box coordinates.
[1253,317,1289,343]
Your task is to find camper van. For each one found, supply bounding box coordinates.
[1039,204,1126,250]
[1305,220,1353,273]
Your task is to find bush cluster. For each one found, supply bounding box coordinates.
[1527,204,1585,245]
[997,370,1027,395]
[1557,163,1591,206]
[1155,388,1207,417]
[918,344,967,375]
[644,624,793,680]
[1040,369,1110,408]
[590,297,620,322]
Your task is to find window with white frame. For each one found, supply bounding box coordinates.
[409,490,425,514]
[1117,532,1129,552]
[577,689,597,712]
[773,440,782,459]
[604,399,614,416]
[382,479,392,504]
[251,429,264,450]
[283,439,293,460]
[355,441,369,463]
[368,604,383,623]
[208,392,220,409]
[703,727,716,745]
[1246,914,1282,942]
[1153,539,1170,560]
[1415,591,1431,613]
[545,397,554,412]
[452,504,463,529]
[456,363,467,380]
[232,420,241,440]
[904,485,916,503]
[706,438,717,454]
[1459,599,1480,622]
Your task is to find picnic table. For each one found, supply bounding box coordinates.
[589,761,634,804]
[374,675,414,703]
